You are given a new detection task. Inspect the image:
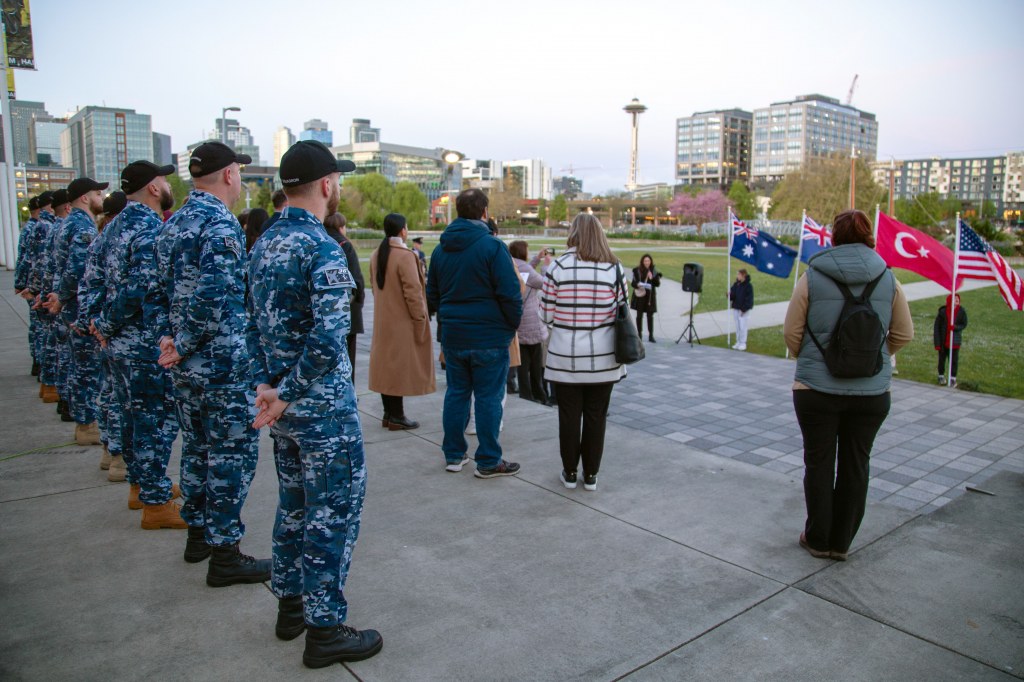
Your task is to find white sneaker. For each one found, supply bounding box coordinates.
[949,377,957,388]
[736,344,747,351]
[731,343,739,349]
[445,456,470,473]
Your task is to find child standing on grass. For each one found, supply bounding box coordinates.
[934,293,968,388]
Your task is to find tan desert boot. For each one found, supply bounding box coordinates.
[75,422,101,446]
[42,385,59,403]
[141,501,188,530]
[128,484,142,510]
[107,455,127,482]
[99,445,112,470]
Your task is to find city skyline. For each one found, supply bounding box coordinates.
[9,0,1023,194]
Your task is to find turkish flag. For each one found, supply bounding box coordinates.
[876,212,955,289]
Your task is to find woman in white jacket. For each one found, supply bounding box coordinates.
[541,214,627,491]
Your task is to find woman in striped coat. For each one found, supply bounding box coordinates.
[541,213,627,492]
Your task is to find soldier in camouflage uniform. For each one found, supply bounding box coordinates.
[23,192,57,384]
[249,140,381,667]
[80,191,129,479]
[14,196,42,376]
[95,162,184,529]
[45,178,106,445]
[35,190,69,403]
[148,142,269,583]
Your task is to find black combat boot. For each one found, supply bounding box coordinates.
[31,361,40,377]
[303,624,383,668]
[184,526,211,563]
[276,595,305,640]
[59,399,74,422]
[205,542,271,587]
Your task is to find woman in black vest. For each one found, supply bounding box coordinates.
[630,254,662,342]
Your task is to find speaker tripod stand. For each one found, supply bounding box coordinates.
[675,290,701,346]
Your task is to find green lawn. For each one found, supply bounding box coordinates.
[703,287,1024,400]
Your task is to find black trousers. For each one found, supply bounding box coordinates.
[635,309,655,337]
[937,348,959,377]
[793,389,890,554]
[381,394,405,418]
[554,382,615,478]
[346,332,357,381]
[516,343,547,402]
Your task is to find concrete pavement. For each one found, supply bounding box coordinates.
[1,268,1021,681]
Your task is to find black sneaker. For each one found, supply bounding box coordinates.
[474,460,521,479]
[206,543,271,587]
[303,624,383,667]
[560,471,577,489]
[583,474,598,491]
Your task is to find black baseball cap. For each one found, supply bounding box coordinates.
[103,191,128,217]
[67,177,110,203]
[51,189,70,207]
[28,196,40,211]
[189,141,251,178]
[412,237,423,244]
[279,140,356,186]
[121,160,176,194]
[38,191,54,207]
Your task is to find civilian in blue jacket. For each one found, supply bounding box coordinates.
[729,269,754,351]
[426,189,523,479]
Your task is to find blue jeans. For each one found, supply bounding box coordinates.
[442,346,509,470]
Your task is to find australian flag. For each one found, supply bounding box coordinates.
[800,214,832,263]
[729,210,797,278]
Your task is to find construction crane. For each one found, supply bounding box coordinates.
[559,163,601,176]
[845,74,859,106]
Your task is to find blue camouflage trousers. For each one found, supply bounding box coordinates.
[112,356,179,504]
[27,304,38,363]
[269,410,366,628]
[68,331,99,424]
[38,316,58,386]
[98,353,125,458]
[54,324,71,400]
[172,377,258,546]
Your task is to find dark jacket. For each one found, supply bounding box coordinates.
[426,217,522,350]
[262,211,282,235]
[933,298,967,349]
[630,266,662,313]
[325,226,365,334]
[729,277,754,312]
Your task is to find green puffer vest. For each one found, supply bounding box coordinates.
[795,244,896,396]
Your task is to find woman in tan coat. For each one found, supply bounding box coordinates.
[368,213,436,430]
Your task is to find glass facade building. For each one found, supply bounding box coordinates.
[676,108,752,188]
[332,141,460,202]
[61,106,154,187]
[299,119,333,146]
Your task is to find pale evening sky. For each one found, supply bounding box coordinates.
[13,0,1024,194]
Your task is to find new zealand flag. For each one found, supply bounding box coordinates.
[729,211,797,278]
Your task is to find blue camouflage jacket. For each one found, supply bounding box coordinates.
[95,202,165,360]
[14,217,39,291]
[247,206,355,417]
[148,190,252,386]
[55,208,97,329]
[77,223,113,333]
[26,211,57,296]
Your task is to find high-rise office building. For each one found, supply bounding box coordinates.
[299,119,332,146]
[460,159,502,192]
[552,175,584,200]
[211,118,260,165]
[502,159,552,200]
[1,100,47,165]
[273,126,296,165]
[60,105,154,187]
[29,118,67,166]
[349,118,380,144]
[871,154,1013,218]
[152,132,172,166]
[750,94,878,184]
[675,108,752,188]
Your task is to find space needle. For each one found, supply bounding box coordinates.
[623,97,647,193]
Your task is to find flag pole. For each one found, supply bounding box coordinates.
[726,207,733,347]
[786,210,807,359]
[947,214,962,385]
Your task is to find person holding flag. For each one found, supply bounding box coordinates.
[933,294,967,387]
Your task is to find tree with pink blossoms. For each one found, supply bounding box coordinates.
[668,189,732,232]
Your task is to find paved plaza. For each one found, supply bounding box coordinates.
[1,268,1022,680]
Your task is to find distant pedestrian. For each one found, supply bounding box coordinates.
[244,207,269,252]
[410,236,427,272]
[324,212,365,379]
[263,189,288,233]
[630,253,662,342]
[426,188,523,477]
[934,293,967,388]
[369,213,436,430]
[729,268,753,351]
[509,240,547,403]
[541,213,627,492]
[783,209,913,561]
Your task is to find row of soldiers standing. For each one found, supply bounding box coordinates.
[12,139,381,667]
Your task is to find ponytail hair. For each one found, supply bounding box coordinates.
[376,212,408,290]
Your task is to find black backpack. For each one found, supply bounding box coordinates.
[807,271,888,378]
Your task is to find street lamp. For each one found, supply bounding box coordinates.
[221,106,241,145]
[442,150,463,224]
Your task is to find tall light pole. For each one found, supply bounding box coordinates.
[443,150,463,224]
[623,98,647,194]
[221,106,241,145]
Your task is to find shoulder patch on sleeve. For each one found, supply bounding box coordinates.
[220,236,242,258]
[322,267,354,288]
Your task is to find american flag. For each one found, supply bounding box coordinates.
[730,210,758,240]
[957,219,1024,311]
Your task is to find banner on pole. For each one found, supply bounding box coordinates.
[5,67,12,98]
[2,0,34,70]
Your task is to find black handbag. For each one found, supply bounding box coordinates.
[614,267,645,364]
